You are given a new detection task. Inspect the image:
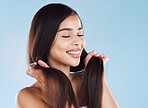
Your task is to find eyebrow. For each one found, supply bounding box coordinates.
[58,27,83,32]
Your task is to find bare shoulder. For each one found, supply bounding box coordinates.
[15,87,46,108]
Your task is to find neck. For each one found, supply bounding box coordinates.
[47,60,71,79]
[51,64,70,78]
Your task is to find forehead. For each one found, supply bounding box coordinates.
[58,15,82,30]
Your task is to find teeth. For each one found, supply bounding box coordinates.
[67,51,80,54]
[78,46,81,50]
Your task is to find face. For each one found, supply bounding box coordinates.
[47,15,85,67]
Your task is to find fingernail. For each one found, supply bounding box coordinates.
[30,63,36,67]
[30,64,35,67]
[92,50,95,54]
[96,53,100,56]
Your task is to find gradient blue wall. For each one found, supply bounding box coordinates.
[0,0,148,108]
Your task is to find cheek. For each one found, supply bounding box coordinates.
[82,38,86,48]
[51,40,70,54]
[57,40,70,51]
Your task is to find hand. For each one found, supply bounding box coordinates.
[84,50,109,68]
[26,60,49,81]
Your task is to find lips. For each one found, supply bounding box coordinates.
[66,48,81,58]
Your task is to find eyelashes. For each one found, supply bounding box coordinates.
[62,35,84,38]
[62,36,70,38]
[77,35,84,37]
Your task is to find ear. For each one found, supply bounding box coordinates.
[70,48,88,72]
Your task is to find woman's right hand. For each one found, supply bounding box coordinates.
[26,60,49,81]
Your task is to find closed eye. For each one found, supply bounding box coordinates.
[62,36,70,38]
[62,35,83,38]
[77,35,84,37]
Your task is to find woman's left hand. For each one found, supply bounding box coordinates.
[84,50,109,68]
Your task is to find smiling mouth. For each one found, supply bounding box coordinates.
[66,51,81,58]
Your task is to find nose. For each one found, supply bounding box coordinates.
[72,35,82,46]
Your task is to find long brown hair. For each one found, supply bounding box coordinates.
[28,3,104,108]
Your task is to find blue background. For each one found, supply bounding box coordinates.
[0,0,148,108]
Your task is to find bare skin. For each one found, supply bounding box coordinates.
[16,66,84,108]
[16,53,119,108]
[15,15,119,108]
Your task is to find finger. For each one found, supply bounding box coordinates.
[26,65,36,79]
[84,50,95,62]
[28,62,37,74]
[99,54,108,58]
[89,50,95,56]
[26,62,39,79]
[33,69,45,86]
[26,62,45,84]
[94,53,109,64]
[84,50,96,67]
[94,53,100,57]
[27,66,46,87]
[38,60,49,68]
[29,66,44,82]
[101,54,109,64]
[84,50,95,61]
[102,57,109,62]
[99,54,106,58]
[26,66,30,75]
[29,62,37,68]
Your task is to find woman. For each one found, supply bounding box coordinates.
[15,3,119,108]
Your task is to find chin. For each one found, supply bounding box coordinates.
[70,61,80,67]
[70,64,79,67]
